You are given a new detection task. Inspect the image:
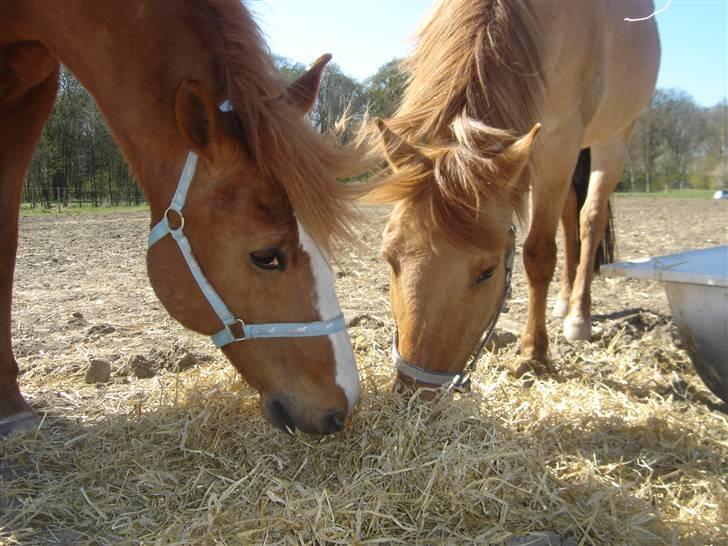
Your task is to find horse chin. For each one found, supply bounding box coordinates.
[261,395,298,433]
[392,373,447,401]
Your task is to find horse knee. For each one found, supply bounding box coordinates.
[579,201,606,235]
[523,238,557,285]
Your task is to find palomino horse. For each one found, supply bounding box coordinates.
[365,0,660,389]
[0,1,361,435]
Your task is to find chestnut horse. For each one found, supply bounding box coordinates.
[0,1,361,435]
[365,0,660,389]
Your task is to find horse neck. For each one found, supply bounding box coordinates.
[20,1,228,214]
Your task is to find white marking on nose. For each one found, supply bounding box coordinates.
[296,220,360,412]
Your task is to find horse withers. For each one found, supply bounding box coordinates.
[364,0,660,391]
[0,1,360,435]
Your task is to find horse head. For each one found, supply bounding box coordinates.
[371,116,540,395]
[147,56,359,432]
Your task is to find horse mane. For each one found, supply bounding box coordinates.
[364,0,545,250]
[205,0,360,250]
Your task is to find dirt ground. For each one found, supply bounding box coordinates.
[2,196,727,544]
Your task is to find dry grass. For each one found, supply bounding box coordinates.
[2,200,727,545]
[2,335,726,545]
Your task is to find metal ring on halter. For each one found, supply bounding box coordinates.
[227,318,247,342]
[163,207,185,232]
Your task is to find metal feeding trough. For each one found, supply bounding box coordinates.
[601,246,728,404]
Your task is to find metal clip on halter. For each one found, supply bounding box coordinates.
[147,100,346,349]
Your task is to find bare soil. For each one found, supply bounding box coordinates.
[11,197,727,394]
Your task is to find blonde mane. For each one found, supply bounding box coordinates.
[365,0,546,250]
[207,0,360,249]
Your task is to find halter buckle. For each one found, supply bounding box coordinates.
[227,319,247,341]
[164,207,185,232]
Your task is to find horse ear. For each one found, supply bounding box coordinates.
[376,118,432,171]
[175,79,221,161]
[285,53,331,115]
[493,123,542,182]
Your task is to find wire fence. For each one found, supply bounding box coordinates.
[21,184,146,211]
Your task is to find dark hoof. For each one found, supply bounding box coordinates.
[510,358,556,379]
[0,411,39,438]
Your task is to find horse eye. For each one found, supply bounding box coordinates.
[250,249,286,271]
[476,267,496,285]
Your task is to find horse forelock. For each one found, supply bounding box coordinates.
[432,144,525,251]
[205,0,360,251]
[367,140,523,252]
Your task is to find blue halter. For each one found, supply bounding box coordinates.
[147,101,346,348]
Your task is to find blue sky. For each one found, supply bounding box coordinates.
[249,0,727,107]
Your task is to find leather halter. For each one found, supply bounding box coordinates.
[392,225,516,390]
[147,100,346,349]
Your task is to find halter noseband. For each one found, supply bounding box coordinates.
[391,225,516,391]
[147,100,346,349]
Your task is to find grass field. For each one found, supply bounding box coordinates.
[19,203,149,215]
[614,189,718,199]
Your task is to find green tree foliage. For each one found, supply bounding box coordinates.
[22,62,726,209]
[624,89,727,192]
[276,55,367,138]
[313,63,367,133]
[275,55,307,84]
[23,67,137,209]
[362,59,407,119]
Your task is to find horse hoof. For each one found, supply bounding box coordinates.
[564,316,591,342]
[0,411,39,438]
[552,298,569,318]
[510,358,555,378]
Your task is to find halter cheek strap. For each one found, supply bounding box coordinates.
[392,225,516,390]
[147,100,346,349]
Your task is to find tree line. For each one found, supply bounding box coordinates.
[22,59,726,209]
[23,68,140,209]
[625,89,726,192]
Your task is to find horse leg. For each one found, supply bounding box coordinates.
[517,137,582,376]
[552,184,578,318]
[564,132,630,341]
[0,42,59,434]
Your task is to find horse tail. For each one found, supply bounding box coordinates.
[572,148,616,274]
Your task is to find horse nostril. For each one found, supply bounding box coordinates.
[321,410,346,434]
[269,399,296,433]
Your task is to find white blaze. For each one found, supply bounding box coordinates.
[296,220,360,411]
